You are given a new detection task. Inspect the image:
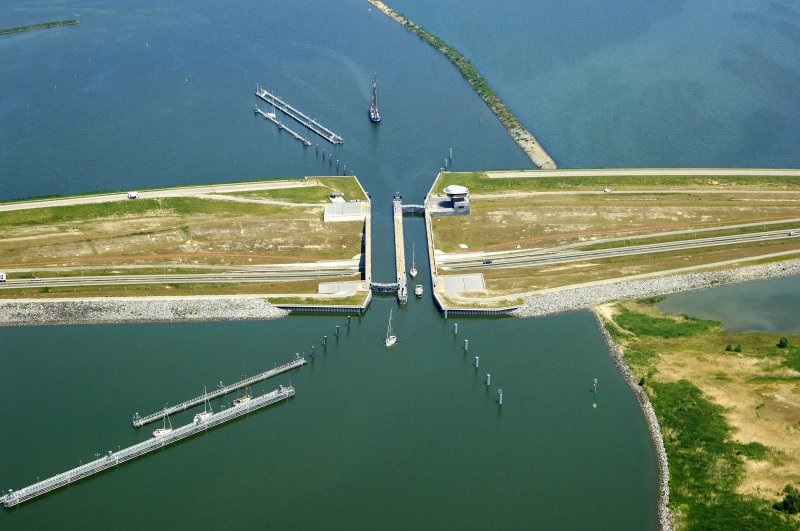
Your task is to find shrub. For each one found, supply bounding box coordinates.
[734,344,742,352]
[774,485,800,514]
[777,337,789,349]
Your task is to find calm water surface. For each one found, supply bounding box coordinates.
[658,275,800,334]
[9,0,798,527]
[389,0,800,168]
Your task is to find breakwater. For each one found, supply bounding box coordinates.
[512,257,800,318]
[0,296,287,326]
[366,0,556,170]
[593,311,672,531]
[0,19,79,36]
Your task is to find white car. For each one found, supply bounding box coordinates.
[127,191,139,199]
[0,272,6,282]
[603,188,613,193]
[790,230,799,236]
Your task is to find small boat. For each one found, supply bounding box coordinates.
[369,74,381,123]
[193,387,213,424]
[385,309,397,347]
[152,409,173,438]
[232,386,252,407]
[409,242,417,279]
[414,284,423,297]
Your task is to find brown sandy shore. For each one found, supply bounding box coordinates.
[366,0,557,169]
[0,295,288,327]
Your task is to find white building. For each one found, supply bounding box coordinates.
[443,184,470,214]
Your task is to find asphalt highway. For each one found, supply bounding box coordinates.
[441,228,800,270]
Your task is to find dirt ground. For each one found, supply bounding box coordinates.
[0,199,363,269]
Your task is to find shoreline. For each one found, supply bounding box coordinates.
[512,259,800,318]
[592,310,673,531]
[366,0,557,170]
[0,296,288,327]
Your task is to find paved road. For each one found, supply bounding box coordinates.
[437,219,800,263]
[0,270,356,290]
[441,228,800,271]
[486,168,800,179]
[0,180,310,212]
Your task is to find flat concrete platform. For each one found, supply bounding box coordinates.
[442,274,486,295]
[318,281,360,295]
[324,202,368,222]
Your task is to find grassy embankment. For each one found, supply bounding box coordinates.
[0,20,79,36]
[601,300,800,529]
[0,193,365,300]
[0,196,362,265]
[433,171,800,195]
[224,177,368,203]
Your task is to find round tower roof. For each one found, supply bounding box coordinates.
[443,184,469,195]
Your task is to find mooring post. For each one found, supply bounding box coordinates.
[475,355,479,368]
[454,323,458,335]
[486,373,491,386]
[323,335,327,347]
[497,389,503,405]
[464,339,469,351]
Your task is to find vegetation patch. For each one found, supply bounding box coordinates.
[614,308,718,338]
[1,19,79,36]
[603,300,800,529]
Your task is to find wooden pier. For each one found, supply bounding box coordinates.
[255,86,343,145]
[1,386,294,508]
[132,354,305,427]
[254,106,312,146]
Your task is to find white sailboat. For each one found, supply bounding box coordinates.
[193,387,213,424]
[385,309,397,347]
[409,243,417,279]
[152,409,173,438]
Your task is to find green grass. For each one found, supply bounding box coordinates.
[615,308,719,338]
[431,171,800,196]
[225,177,367,204]
[0,19,79,36]
[0,196,308,228]
[652,379,794,530]
[781,345,800,372]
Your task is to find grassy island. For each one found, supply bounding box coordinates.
[366,1,556,169]
[0,19,79,36]
[599,300,800,529]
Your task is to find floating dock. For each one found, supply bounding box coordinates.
[1,386,295,508]
[132,354,305,427]
[254,106,311,146]
[255,86,343,144]
[393,196,408,304]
